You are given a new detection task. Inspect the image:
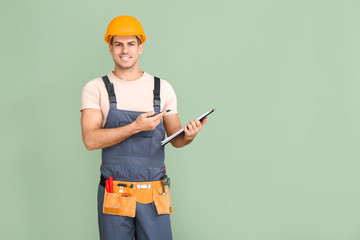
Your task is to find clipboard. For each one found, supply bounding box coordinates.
[161,108,215,146]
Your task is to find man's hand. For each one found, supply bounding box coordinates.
[183,117,208,142]
[81,109,166,151]
[163,114,208,148]
[133,111,166,132]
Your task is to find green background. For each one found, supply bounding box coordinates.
[1,0,360,239]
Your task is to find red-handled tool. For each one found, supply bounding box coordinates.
[108,177,114,193]
[105,180,110,193]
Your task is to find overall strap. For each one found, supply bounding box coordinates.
[153,77,161,113]
[101,75,117,104]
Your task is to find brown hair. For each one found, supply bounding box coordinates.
[110,36,141,46]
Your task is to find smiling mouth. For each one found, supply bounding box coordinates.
[120,55,131,62]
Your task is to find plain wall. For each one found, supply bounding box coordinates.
[1,0,360,239]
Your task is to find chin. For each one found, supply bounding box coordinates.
[117,64,135,70]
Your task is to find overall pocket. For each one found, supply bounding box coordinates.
[117,122,153,157]
[103,191,136,217]
[153,186,173,215]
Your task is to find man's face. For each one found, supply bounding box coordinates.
[109,35,143,70]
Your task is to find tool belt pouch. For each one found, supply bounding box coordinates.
[103,189,136,217]
[153,183,174,215]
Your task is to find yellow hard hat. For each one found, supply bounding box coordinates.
[104,15,146,44]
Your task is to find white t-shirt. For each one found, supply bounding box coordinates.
[81,71,178,127]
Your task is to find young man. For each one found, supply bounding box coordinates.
[80,15,208,240]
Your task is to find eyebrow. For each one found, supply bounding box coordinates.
[114,41,136,44]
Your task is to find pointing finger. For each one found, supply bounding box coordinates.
[143,111,156,118]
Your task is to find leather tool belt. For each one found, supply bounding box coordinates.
[100,175,173,217]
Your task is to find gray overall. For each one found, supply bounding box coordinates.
[97,75,172,240]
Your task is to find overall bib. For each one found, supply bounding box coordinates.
[97,75,173,240]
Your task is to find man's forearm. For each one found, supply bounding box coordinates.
[84,122,140,150]
[170,134,193,148]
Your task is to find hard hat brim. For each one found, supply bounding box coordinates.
[105,33,147,45]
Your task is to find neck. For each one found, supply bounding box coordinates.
[112,66,143,81]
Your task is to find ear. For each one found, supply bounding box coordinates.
[108,44,113,55]
[138,44,144,55]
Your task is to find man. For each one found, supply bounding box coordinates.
[80,15,208,240]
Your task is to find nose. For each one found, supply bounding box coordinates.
[122,45,129,54]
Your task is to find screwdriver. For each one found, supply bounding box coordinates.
[105,180,110,193]
[108,177,114,193]
[161,180,166,195]
[161,174,168,195]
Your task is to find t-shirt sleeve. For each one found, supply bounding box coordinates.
[81,80,101,111]
[162,80,178,116]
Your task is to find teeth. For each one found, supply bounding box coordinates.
[121,56,130,61]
